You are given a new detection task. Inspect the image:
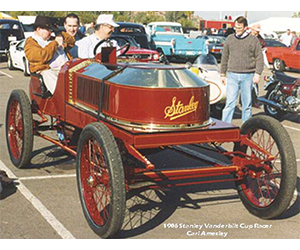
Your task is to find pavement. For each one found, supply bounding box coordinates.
[0,61,299,240]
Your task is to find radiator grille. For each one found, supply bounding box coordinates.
[77,76,101,107]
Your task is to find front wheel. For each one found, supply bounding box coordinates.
[263,85,286,120]
[234,115,297,219]
[6,89,33,168]
[273,58,285,71]
[76,122,126,238]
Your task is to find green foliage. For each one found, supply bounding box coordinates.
[4,11,197,27]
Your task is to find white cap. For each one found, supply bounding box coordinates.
[96,14,119,27]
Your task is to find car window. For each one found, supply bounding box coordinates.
[17,40,25,49]
[119,26,144,34]
[0,22,21,30]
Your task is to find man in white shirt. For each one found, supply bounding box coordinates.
[76,14,119,58]
[280,29,292,47]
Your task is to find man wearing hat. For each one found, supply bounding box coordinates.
[24,16,75,94]
[76,14,119,59]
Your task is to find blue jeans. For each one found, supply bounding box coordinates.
[222,72,254,124]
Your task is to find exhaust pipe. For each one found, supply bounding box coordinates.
[257,97,284,110]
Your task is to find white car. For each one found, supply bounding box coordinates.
[190,53,227,118]
[7,39,30,76]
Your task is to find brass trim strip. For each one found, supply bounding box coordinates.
[68,60,93,104]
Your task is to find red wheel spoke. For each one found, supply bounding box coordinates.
[81,137,111,226]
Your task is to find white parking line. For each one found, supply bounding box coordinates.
[0,160,75,239]
[19,174,76,181]
[0,70,13,79]
[283,125,300,132]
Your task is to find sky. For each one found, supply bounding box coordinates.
[194,11,296,24]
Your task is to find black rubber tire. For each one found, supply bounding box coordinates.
[234,115,297,219]
[273,58,285,71]
[76,122,126,238]
[263,85,286,120]
[6,89,33,168]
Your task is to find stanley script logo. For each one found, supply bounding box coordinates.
[164,96,199,120]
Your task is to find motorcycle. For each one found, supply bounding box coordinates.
[189,53,226,118]
[258,71,300,120]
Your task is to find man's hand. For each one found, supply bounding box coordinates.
[55,36,64,48]
[221,76,226,85]
[253,73,260,84]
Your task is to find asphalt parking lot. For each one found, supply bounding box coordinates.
[0,61,299,239]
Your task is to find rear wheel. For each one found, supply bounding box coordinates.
[76,122,126,238]
[6,89,33,168]
[235,115,297,219]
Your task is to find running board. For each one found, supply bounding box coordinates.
[171,145,230,166]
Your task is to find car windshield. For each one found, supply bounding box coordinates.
[113,37,139,47]
[109,64,207,88]
[155,26,182,33]
[193,54,219,71]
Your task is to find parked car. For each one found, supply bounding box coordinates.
[196,35,225,61]
[147,21,207,62]
[266,37,300,71]
[0,19,25,57]
[114,22,150,49]
[111,35,159,62]
[7,39,30,76]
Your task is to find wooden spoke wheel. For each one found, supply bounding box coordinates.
[234,115,297,219]
[6,89,33,168]
[76,122,126,238]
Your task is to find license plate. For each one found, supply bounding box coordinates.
[8,36,17,41]
[186,51,194,55]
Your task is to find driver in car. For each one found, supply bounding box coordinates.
[24,16,75,95]
[76,14,119,58]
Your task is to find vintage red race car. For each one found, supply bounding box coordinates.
[5,41,297,238]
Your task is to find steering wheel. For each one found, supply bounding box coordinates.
[93,37,130,57]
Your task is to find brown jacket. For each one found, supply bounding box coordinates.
[24,32,75,73]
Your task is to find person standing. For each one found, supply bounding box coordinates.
[220,16,264,124]
[280,29,292,47]
[290,31,297,46]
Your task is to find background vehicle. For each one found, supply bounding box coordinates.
[114,22,150,49]
[196,35,225,61]
[7,39,30,76]
[190,53,226,117]
[258,70,300,120]
[199,19,234,31]
[0,19,24,57]
[5,43,297,239]
[111,35,159,62]
[148,21,207,62]
[266,37,300,71]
